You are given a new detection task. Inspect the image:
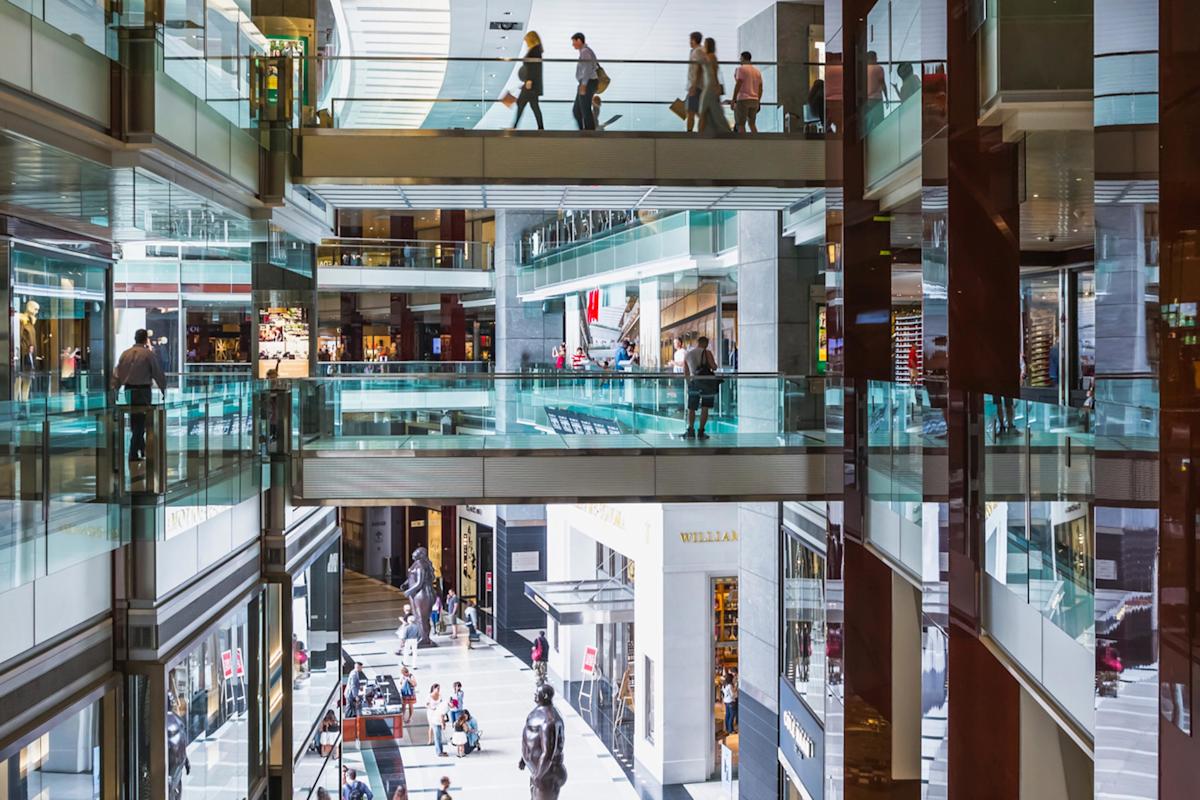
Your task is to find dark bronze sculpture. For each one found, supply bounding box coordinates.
[400,546,437,647]
[167,704,191,800]
[518,683,567,800]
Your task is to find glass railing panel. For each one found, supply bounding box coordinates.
[0,397,48,591]
[317,239,492,270]
[46,404,119,573]
[161,394,210,538]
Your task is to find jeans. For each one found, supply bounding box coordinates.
[724,700,737,735]
[126,385,152,460]
[573,79,599,130]
[433,722,446,755]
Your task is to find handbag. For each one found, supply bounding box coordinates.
[669,98,687,119]
[500,90,517,108]
[596,65,611,94]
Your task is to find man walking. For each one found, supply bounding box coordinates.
[342,768,373,800]
[401,615,420,669]
[445,588,461,639]
[531,630,551,683]
[571,32,600,130]
[111,328,167,462]
[732,51,763,133]
[465,601,480,649]
[685,31,704,131]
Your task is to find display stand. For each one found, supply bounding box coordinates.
[614,664,635,732]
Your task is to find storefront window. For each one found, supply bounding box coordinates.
[10,246,108,400]
[0,698,104,797]
[783,533,827,721]
[292,541,342,762]
[168,599,257,800]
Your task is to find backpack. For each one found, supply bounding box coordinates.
[400,678,415,698]
[531,639,544,662]
[348,781,367,800]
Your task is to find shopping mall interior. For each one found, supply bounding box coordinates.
[0,0,1189,798]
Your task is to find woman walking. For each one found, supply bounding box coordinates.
[513,31,545,129]
[698,37,732,134]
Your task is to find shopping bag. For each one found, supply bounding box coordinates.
[669,98,687,119]
[500,91,517,108]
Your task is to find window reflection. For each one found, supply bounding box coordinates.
[783,528,827,721]
[0,698,104,798]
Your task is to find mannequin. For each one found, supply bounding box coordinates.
[15,300,41,401]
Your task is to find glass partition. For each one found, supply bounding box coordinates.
[783,526,827,722]
[291,539,342,763]
[0,695,107,797]
[317,238,492,271]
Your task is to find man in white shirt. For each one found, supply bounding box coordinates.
[671,338,688,373]
[685,31,704,131]
[571,32,600,130]
[683,336,718,439]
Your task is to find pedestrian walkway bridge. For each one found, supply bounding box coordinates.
[0,376,1153,542]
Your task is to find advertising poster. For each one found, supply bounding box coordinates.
[258,307,310,378]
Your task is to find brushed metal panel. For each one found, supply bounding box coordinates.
[155,80,198,155]
[654,138,824,183]
[196,104,232,175]
[303,135,485,180]
[230,130,260,191]
[483,137,655,181]
[30,19,109,125]
[0,3,32,92]
[1095,453,1158,504]
[302,456,484,499]
[484,455,653,498]
[654,453,826,497]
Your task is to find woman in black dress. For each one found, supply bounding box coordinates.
[514,30,544,129]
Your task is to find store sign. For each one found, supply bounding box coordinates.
[486,571,493,592]
[778,676,824,799]
[221,650,234,680]
[582,646,598,676]
[459,504,496,527]
[512,551,540,573]
[678,530,739,544]
[235,648,245,678]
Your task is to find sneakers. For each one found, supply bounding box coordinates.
[698,431,710,440]
[683,428,696,439]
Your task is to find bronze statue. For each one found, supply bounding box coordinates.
[166,704,191,800]
[518,683,567,800]
[400,546,437,647]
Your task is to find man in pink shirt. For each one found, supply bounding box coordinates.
[732,51,764,133]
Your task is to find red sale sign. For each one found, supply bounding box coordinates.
[582,646,598,676]
[221,650,233,679]
[235,648,245,677]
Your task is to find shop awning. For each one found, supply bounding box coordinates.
[523,578,636,625]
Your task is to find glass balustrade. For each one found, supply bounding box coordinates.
[225,55,824,133]
[316,362,491,376]
[317,239,493,271]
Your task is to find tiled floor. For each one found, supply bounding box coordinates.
[340,574,638,800]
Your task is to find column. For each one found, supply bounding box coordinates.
[439,294,466,361]
[1158,1,1200,794]
[390,293,416,360]
[494,210,563,371]
[638,278,661,370]
[494,505,548,635]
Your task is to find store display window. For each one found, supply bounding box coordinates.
[0,696,106,798]
[782,534,827,721]
[166,598,260,800]
[1021,273,1061,389]
[291,540,342,762]
[10,245,108,401]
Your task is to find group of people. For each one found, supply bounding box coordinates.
[508,29,763,133]
[334,768,454,800]
[552,338,643,371]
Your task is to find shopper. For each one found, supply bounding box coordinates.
[698,38,732,134]
[571,32,600,130]
[685,31,705,132]
[319,710,339,756]
[465,601,480,649]
[683,336,719,439]
[111,328,167,462]
[427,684,450,756]
[865,50,886,130]
[672,338,688,373]
[614,339,631,369]
[342,769,374,800]
[731,51,763,134]
[450,682,465,723]
[397,615,420,669]
[437,776,453,800]
[399,666,418,723]
[531,630,550,682]
[445,589,460,639]
[895,61,921,102]
[453,710,481,756]
[346,662,367,717]
[514,31,545,129]
[317,788,332,800]
[432,595,443,635]
[391,784,409,800]
[721,673,738,737]
[571,346,590,370]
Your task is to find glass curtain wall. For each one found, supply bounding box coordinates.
[290,539,342,768]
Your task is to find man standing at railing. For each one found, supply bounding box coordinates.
[112,329,167,462]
